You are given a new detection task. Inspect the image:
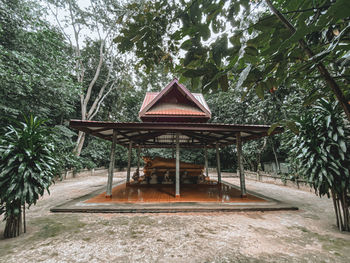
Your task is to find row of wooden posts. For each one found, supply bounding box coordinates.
[105,131,247,198]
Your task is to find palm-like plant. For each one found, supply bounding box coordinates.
[0,115,57,238]
[289,99,350,231]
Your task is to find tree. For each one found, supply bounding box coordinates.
[47,0,130,155]
[289,99,350,231]
[0,115,57,238]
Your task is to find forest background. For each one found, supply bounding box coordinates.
[1,0,349,177]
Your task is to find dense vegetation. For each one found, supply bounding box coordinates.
[0,0,349,234]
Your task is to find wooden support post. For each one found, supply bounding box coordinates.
[204,145,209,177]
[175,132,180,198]
[236,133,247,197]
[106,130,117,197]
[137,145,141,172]
[216,143,221,184]
[126,141,133,183]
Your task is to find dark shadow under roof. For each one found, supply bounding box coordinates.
[70,120,283,148]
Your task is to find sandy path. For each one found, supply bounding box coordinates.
[1,173,350,263]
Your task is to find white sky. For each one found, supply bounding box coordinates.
[43,0,102,47]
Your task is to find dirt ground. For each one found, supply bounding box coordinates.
[1,172,350,263]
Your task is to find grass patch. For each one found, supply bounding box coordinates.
[204,227,217,234]
[128,216,156,226]
[0,214,87,260]
[293,226,350,256]
[30,215,86,240]
[129,229,144,238]
[50,251,59,257]
[0,243,13,257]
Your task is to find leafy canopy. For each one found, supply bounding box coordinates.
[114,0,350,109]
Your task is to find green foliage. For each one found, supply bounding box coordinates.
[80,138,110,168]
[289,99,350,196]
[0,0,79,126]
[115,0,177,72]
[51,125,85,175]
[0,115,57,219]
[114,0,350,127]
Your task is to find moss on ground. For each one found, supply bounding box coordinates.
[0,214,86,259]
[282,226,350,262]
[30,215,86,240]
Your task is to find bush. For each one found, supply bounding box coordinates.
[0,115,57,238]
[289,99,350,231]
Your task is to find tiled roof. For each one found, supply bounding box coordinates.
[145,108,206,116]
[139,79,211,121]
[192,93,211,113]
[140,92,158,112]
[140,92,210,116]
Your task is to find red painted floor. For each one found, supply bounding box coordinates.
[85,183,267,203]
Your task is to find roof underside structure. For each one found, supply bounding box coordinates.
[70,120,283,148]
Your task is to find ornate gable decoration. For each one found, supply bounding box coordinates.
[139,79,211,123]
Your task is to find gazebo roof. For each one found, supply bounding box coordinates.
[69,120,283,148]
[139,79,211,122]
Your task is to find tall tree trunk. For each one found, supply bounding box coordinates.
[331,189,341,230]
[331,188,350,231]
[23,204,26,233]
[257,138,268,172]
[265,0,350,122]
[271,141,280,173]
[4,203,22,238]
[74,131,86,156]
[341,190,349,231]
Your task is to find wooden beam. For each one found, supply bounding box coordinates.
[236,133,247,197]
[91,127,112,135]
[126,141,133,183]
[106,130,117,197]
[242,130,282,142]
[129,131,165,142]
[78,126,111,141]
[116,130,132,140]
[176,132,180,198]
[70,120,284,133]
[216,142,221,184]
[182,131,217,144]
[204,145,208,177]
[137,145,141,172]
[137,144,216,149]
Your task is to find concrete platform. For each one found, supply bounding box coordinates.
[50,180,298,213]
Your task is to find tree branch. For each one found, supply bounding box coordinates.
[47,4,73,48]
[86,56,115,118]
[83,39,105,114]
[89,80,118,120]
[265,0,350,122]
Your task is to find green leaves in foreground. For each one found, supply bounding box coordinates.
[289,99,350,197]
[0,115,57,219]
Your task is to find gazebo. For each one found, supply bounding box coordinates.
[70,79,283,200]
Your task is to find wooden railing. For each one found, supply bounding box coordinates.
[243,170,309,190]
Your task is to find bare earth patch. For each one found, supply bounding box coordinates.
[1,173,350,263]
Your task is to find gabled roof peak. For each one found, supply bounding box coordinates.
[139,78,211,123]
